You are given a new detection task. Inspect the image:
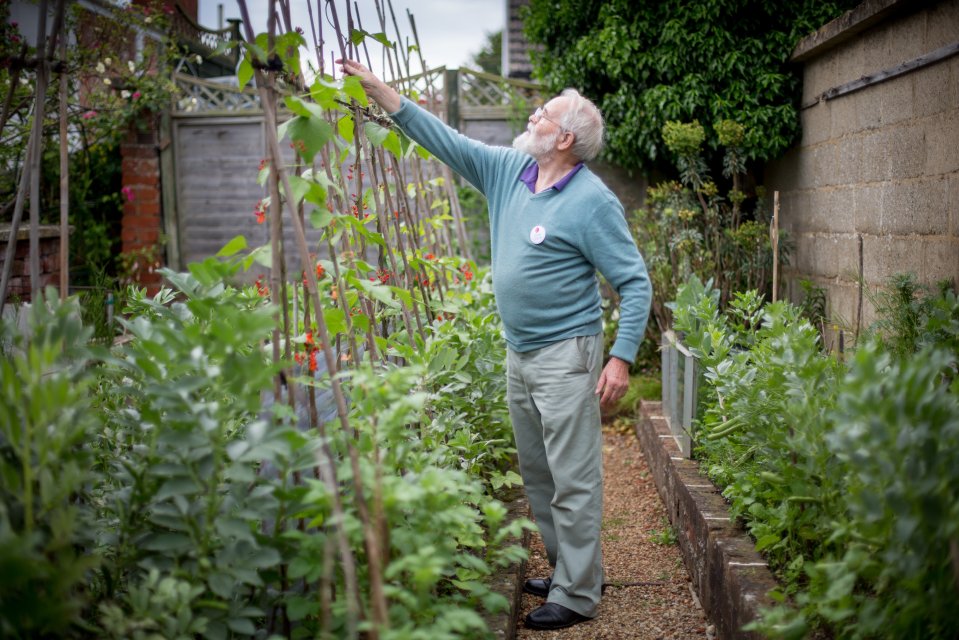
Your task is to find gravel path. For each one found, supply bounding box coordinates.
[515,426,712,639]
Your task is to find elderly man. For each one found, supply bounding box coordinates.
[339,59,651,631]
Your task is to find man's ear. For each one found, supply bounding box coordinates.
[557,131,575,152]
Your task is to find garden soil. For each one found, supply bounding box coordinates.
[514,425,714,639]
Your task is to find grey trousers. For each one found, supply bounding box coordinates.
[506,333,604,618]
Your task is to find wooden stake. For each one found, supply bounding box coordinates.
[59,35,68,300]
[29,0,50,298]
[772,190,780,303]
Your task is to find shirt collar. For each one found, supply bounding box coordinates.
[519,162,584,193]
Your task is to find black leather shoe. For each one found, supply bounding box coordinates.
[524,603,590,630]
[523,576,551,598]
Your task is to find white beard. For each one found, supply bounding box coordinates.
[512,128,559,161]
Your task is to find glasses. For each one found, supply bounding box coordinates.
[532,107,564,130]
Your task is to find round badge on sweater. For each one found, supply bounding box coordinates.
[529,225,546,244]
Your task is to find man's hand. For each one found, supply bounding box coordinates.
[595,356,630,410]
[336,58,402,113]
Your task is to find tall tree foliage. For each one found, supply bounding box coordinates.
[469,30,502,74]
[522,0,857,172]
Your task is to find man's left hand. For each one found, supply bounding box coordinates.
[595,357,630,410]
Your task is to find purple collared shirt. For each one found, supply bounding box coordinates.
[519,162,584,193]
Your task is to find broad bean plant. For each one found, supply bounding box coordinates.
[671,276,959,638]
[1,257,528,639]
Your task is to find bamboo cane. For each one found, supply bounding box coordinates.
[29,0,50,298]
[235,4,363,637]
[58,32,68,300]
[772,190,780,303]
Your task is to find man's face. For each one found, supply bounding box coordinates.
[512,97,568,160]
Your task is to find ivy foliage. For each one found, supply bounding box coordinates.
[522,0,857,172]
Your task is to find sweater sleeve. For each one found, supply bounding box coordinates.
[580,197,653,364]
[388,97,508,195]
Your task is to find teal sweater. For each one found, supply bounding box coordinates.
[390,97,652,363]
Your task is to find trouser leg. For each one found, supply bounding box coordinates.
[507,334,604,618]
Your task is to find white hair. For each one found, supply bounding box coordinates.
[558,88,605,162]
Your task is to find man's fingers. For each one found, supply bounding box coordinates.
[595,373,606,396]
[597,379,626,407]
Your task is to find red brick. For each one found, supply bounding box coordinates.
[133,228,159,245]
[40,273,61,288]
[124,215,160,230]
[135,201,161,217]
[129,186,159,202]
[123,174,159,189]
[122,157,159,176]
[41,252,61,272]
[120,144,157,159]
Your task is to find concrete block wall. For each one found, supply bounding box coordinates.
[765,0,959,331]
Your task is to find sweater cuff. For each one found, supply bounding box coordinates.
[388,96,415,122]
[609,339,638,365]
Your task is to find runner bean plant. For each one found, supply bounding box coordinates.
[0,1,530,638]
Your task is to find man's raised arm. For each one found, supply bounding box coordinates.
[337,59,401,114]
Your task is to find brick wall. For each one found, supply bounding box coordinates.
[120,118,164,292]
[765,0,959,332]
[0,226,64,303]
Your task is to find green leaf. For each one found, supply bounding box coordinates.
[369,32,393,48]
[286,595,318,621]
[341,76,368,107]
[755,534,780,551]
[414,143,433,161]
[227,617,256,634]
[238,57,254,89]
[389,285,413,307]
[208,571,235,599]
[285,115,333,164]
[338,114,355,142]
[351,311,370,333]
[216,235,247,257]
[284,94,325,120]
[142,532,192,552]
[245,547,281,569]
[309,207,333,229]
[364,121,390,147]
[155,477,201,501]
[286,174,327,209]
[324,307,348,335]
[349,28,369,46]
[349,275,398,308]
[348,29,394,49]
[382,130,402,159]
[250,244,272,269]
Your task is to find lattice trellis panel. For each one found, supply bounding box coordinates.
[457,68,544,120]
[174,73,261,114]
[389,67,448,118]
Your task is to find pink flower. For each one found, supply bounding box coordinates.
[132,91,141,100]
[121,186,135,202]
[82,110,97,120]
